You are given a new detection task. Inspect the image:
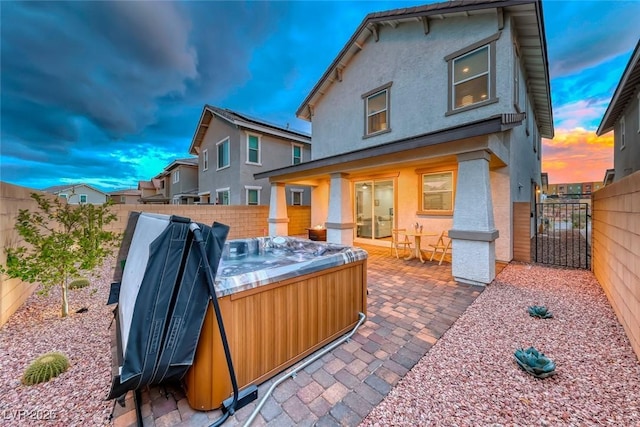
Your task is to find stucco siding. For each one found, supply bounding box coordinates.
[614,89,640,180]
[311,12,514,160]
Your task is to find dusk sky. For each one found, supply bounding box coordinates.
[1,1,639,192]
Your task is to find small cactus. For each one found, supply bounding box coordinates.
[68,277,90,290]
[22,352,69,385]
[528,305,553,319]
[514,347,556,378]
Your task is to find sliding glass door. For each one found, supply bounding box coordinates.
[354,180,394,242]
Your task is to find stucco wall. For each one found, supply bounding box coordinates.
[592,171,640,360]
[613,88,640,180]
[1,182,310,326]
[311,12,513,159]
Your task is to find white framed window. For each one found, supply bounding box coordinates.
[445,33,499,115]
[291,189,303,206]
[120,195,126,203]
[620,116,626,150]
[79,194,88,204]
[217,137,230,170]
[292,144,303,165]
[216,188,230,205]
[173,170,180,183]
[203,149,209,171]
[59,193,68,199]
[246,133,261,165]
[363,82,392,136]
[245,186,261,206]
[172,196,180,205]
[513,42,520,109]
[419,171,454,215]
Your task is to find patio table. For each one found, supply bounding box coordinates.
[403,231,438,263]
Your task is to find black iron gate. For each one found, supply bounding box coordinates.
[534,202,591,269]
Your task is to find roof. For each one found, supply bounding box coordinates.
[596,39,640,135]
[138,180,156,190]
[296,0,554,138]
[165,157,198,171]
[189,105,311,155]
[109,189,141,196]
[42,183,107,196]
[256,113,524,181]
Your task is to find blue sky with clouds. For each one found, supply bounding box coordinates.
[1,0,639,191]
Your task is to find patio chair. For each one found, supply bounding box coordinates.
[391,228,412,258]
[428,231,452,265]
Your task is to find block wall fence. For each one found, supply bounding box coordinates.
[592,171,640,361]
[0,181,310,327]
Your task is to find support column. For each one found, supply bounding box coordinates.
[325,173,354,245]
[268,182,289,236]
[449,150,499,286]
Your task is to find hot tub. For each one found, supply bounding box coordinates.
[184,236,368,410]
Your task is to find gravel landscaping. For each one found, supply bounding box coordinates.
[361,263,640,426]
[2,257,639,426]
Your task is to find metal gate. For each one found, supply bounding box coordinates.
[534,202,591,269]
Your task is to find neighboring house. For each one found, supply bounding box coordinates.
[257,0,553,286]
[42,183,108,205]
[596,39,640,182]
[108,188,142,204]
[545,181,604,198]
[138,178,168,204]
[138,158,199,204]
[188,105,312,206]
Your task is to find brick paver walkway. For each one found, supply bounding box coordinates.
[112,245,485,426]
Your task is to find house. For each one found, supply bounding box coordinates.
[42,183,108,205]
[188,105,312,206]
[138,178,168,204]
[108,188,142,204]
[256,0,553,286]
[596,39,640,181]
[138,158,199,204]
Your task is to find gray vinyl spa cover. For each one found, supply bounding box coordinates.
[107,212,229,400]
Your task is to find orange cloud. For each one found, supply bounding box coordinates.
[542,128,613,184]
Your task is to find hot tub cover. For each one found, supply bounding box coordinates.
[107,213,228,400]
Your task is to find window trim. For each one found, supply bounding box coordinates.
[445,32,500,116]
[245,185,262,206]
[79,194,88,204]
[416,167,456,216]
[173,170,180,184]
[292,143,303,165]
[217,137,230,170]
[290,188,304,206]
[362,81,392,138]
[246,133,262,166]
[59,193,68,199]
[620,116,626,150]
[513,41,521,111]
[215,187,230,205]
[203,149,209,171]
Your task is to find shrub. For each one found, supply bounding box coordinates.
[68,278,90,290]
[22,352,70,385]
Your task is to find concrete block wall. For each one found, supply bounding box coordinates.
[592,171,640,361]
[0,182,47,326]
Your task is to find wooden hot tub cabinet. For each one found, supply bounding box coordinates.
[184,259,367,410]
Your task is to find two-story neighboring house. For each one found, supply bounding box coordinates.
[597,39,640,181]
[257,0,553,286]
[188,105,312,206]
[42,183,108,205]
[164,158,199,204]
[108,188,142,204]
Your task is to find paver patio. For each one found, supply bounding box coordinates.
[112,244,487,426]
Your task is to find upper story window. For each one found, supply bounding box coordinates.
[620,116,626,150]
[245,186,261,205]
[217,137,230,169]
[203,149,209,171]
[362,82,392,137]
[513,42,520,109]
[292,144,303,165]
[419,170,454,215]
[445,32,500,115]
[79,194,88,204]
[59,193,68,200]
[120,195,126,203]
[247,134,261,165]
[173,170,180,183]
